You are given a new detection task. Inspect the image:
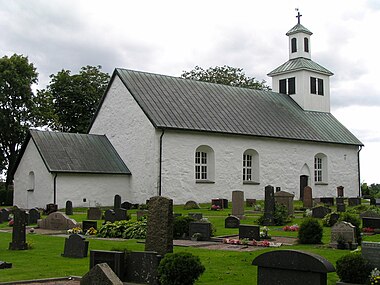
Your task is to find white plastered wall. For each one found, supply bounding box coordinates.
[160,130,360,203]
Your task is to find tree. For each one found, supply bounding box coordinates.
[37,65,110,133]
[0,54,38,186]
[181,65,271,90]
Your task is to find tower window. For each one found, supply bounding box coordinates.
[304,37,309,52]
[279,77,296,95]
[310,77,324,95]
[317,78,324,95]
[291,38,297,53]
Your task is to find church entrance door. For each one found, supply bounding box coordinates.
[299,175,308,201]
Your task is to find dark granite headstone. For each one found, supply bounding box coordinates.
[114,195,121,210]
[329,213,340,226]
[62,234,89,258]
[44,203,58,215]
[124,251,162,285]
[320,197,334,206]
[336,204,346,212]
[87,207,102,220]
[263,185,275,225]
[9,207,28,250]
[303,186,313,208]
[336,197,344,205]
[362,242,380,269]
[362,217,380,229]
[189,222,211,241]
[81,262,123,285]
[312,206,331,219]
[104,209,116,223]
[114,208,128,221]
[90,250,125,280]
[225,215,240,228]
[1,208,10,222]
[239,224,260,241]
[188,212,203,220]
[246,199,256,207]
[82,220,97,233]
[348,197,361,206]
[252,250,335,285]
[27,208,40,224]
[121,201,133,210]
[65,200,73,215]
[145,196,173,256]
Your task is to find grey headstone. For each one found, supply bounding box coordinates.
[145,196,173,256]
[362,242,380,269]
[312,206,331,219]
[114,195,121,210]
[330,221,357,249]
[104,209,116,223]
[65,200,73,215]
[90,250,125,280]
[263,185,275,225]
[348,197,361,207]
[189,222,211,241]
[124,251,162,285]
[114,208,128,221]
[232,190,245,219]
[274,190,295,215]
[239,224,260,241]
[9,207,28,250]
[252,250,335,285]
[87,207,102,220]
[37,212,79,230]
[27,208,40,224]
[81,263,123,285]
[225,215,240,228]
[62,234,89,258]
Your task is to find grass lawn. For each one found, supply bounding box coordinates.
[0,202,379,284]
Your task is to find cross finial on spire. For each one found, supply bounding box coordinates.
[295,8,302,24]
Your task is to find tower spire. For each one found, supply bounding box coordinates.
[295,8,302,24]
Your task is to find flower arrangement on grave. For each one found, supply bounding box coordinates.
[303,209,312,217]
[369,268,380,285]
[222,238,271,247]
[260,226,271,239]
[8,219,14,226]
[283,224,299,231]
[67,227,83,234]
[210,204,220,211]
[85,227,97,236]
[362,227,375,233]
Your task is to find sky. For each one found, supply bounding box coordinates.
[0,0,379,184]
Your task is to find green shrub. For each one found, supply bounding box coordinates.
[0,188,13,206]
[298,217,323,244]
[158,252,205,285]
[322,212,338,227]
[173,216,196,238]
[97,219,146,239]
[336,252,372,284]
[338,212,362,245]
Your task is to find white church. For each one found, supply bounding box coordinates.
[12,17,363,209]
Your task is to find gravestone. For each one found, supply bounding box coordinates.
[246,199,256,207]
[90,250,125,280]
[1,208,10,222]
[188,212,203,220]
[38,212,79,230]
[337,186,344,197]
[9,207,28,250]
[87,207,102,220]
[82,220,97,233]
[329,213,340,227]
[81,262,123,285]
[239,224,260,241]
[263,185,275,225]
[303,186,313,208]
[184,200,200,209]
[232,190,245,219]
[121,201,133,210]
[65,200,73,215]
[124,251,162,285]
[362,242,380,269]
[362,217,380,229]
[62,234,89,258]
[375,199,380,207]
[189,222,211,241]
[360,210,380,219]
[114,195,121,210]
[348,197,361,206]
[312,206,331,219]
[136,210,148,221]
[145,196,173,256]
[330,221,357,249]
[211,198,228,209]
[27,208,40,224]
[320,197,334,206]
[335,197,344,205]
[274,190,294,215]
[104,209,116,223]
[225,215,240,228]
[252,250,335,285]
[114,208,128,221]
[44,203,58,215]
[336,203,346,213]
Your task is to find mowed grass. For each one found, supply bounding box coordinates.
[0,201,379,284]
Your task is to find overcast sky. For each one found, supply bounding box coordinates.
[1,0,379,184]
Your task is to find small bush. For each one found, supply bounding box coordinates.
[336,252,372,284]
[273,203,290,226]
[173,216,196,239]
[158,252,205,285]
[97,219,146,239]
[298,217,323,244]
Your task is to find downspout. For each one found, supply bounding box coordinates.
[53,173,58,204]
[159,129,165,196]
[357,146,362,197]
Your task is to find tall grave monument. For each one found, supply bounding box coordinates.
[9,206,28,250]
[263,185,275,225]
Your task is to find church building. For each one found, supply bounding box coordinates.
[12,17,363,209]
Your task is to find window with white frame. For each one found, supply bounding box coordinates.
[314,153,328,183]
[243,154,252,181]
[195,145,215,182]
[242,149,260,184]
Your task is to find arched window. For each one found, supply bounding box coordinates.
[314,153,328,183]
[304,37,309,52]
[291,38,297,53]
[28,171,35,191]
[195,145,215,182]
[243,149,259,184]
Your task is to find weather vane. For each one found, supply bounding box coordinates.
[295,8,302,24]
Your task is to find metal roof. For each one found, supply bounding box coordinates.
[112,68,362,146]
[286,23,313,36]
[268,57,334,76]
[29,130,131,174]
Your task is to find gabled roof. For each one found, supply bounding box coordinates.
[286,23,313,36]
[268,58,334,76]
[96,68,361,146]
[16,130,131,175]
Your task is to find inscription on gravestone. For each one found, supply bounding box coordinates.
[330,221,357,249]
[362,242,380,269]
[239,224,260,241]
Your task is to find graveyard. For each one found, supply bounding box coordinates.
[0,191,380,284]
